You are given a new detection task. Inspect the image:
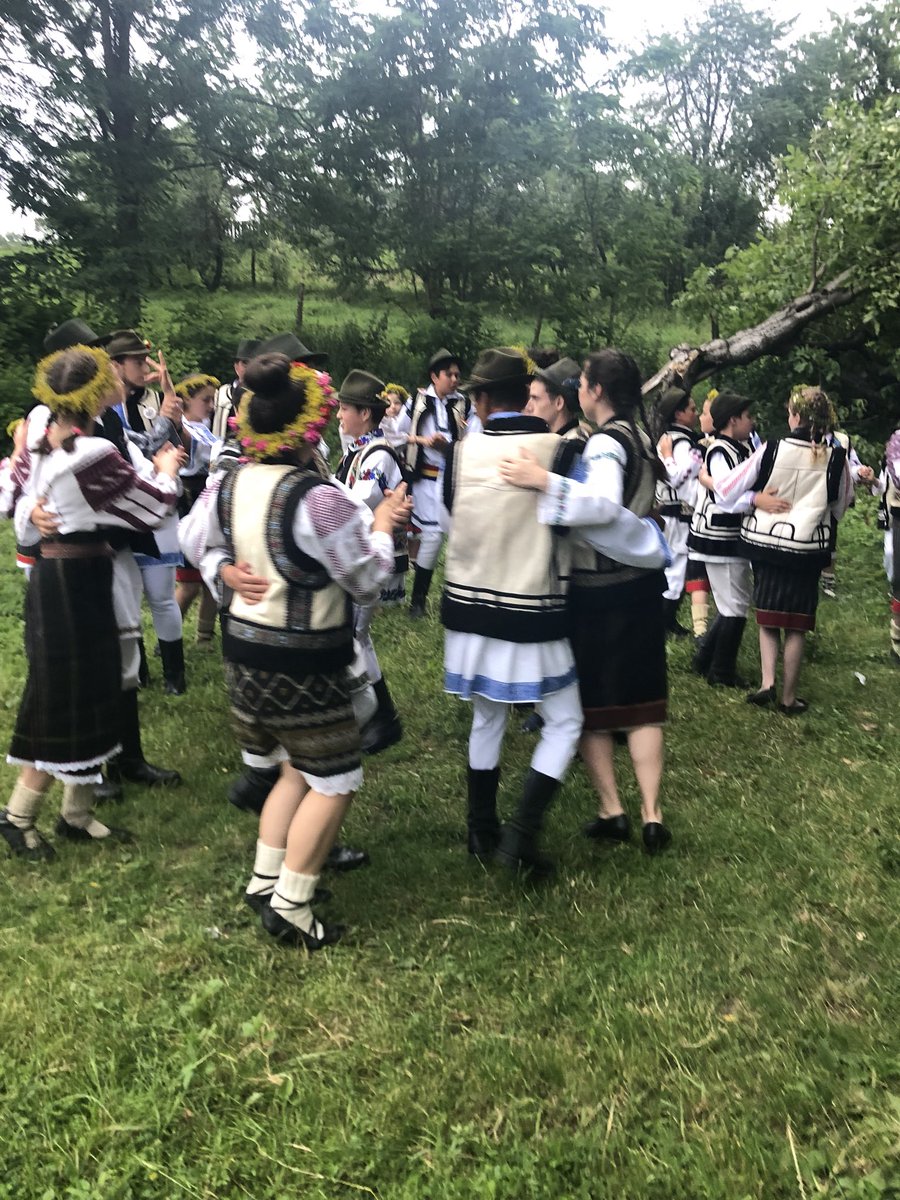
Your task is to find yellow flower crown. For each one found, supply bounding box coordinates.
[233,361,337,461]
[175,373,221,400]
[381,382,410,404]
[32,344,119,419]
[788,385,836,431]
[506,345,539,377]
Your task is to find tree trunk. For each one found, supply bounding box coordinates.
[643,270,862,395]
[251,247,257,287]
[295,282,305,331]
[532,313,543,345]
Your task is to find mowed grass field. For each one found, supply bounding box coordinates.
[0,501,898,1200]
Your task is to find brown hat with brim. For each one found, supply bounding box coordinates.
[338,369,388,411]
[43,319,102,354]
[428,347,460,375]
[534,356,581,409]
[256,332,327,367]
[460,347,533,395]
[235,338,260,361]
[102,328,151,358]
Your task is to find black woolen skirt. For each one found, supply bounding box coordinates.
[752,560,820,632]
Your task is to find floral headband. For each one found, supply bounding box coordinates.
[231,361,337,461]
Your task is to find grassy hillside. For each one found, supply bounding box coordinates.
[0,499,898,1198]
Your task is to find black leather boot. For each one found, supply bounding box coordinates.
[691,615,723,677]
[409,566,434,619]
[228,765,280,814]
[138,638,150,688]
[159,638,186,696]
[466,766,501,859]
[495,769,560,878]
[108,689,182,787]
[663,597,691,639]
[706,616,748,687]
[359,676,403,755]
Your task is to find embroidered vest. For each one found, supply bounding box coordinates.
[335,437,409,577]
[688,436,749,558]
[570,419,658,599]
[740,437,845,566]
[656,426,701,520]
[441,427,571,643]
[406,390,465,481]
[218,464,353,671]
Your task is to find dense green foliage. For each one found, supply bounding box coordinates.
[1,508,899,1197]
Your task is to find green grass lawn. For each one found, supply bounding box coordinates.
[0,503,898,1199]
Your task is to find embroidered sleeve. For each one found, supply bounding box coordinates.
[661,437,702,488]
[536,434,625,526]
[295,484,394,604]
[886,429,900,490]
[74,443,178,530]
[714,444,765,510]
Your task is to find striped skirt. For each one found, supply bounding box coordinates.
[752,561,820,632]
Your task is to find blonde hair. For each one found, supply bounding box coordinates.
[788,385,836,454]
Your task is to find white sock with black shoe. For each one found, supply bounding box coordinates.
[3,781,49,855]
[245,841,286,909]
[270,866,323,938]
[60,783,115,839]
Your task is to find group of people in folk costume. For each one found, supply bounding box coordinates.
[0,315,892,951]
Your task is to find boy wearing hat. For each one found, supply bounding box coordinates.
[335,370,408,754]
[397,348,466,617]
[441,347,584,875]
[524,357,588,442]
[655,388,702,638]
[212,338,260,440]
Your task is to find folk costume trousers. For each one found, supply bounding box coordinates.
[706,559,752,618]
[468,683,583,782]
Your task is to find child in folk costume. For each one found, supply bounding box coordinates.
[212,339,259,441]
[684,391,716,638]
[717,386,853,714]
[688,392,788,688]
[199,354,412,949]
[655,387,703,639]
[1,347,181,860]
[395,348,466,617]
[878,427,900,664]
[380,384,412,450]
[819,425,874,597]
[335,370,409,755]
[501,349,673,854]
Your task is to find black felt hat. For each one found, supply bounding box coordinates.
[710,391,750,432]
[658,387,691,425]
[338,369,388,411]
[256,332,327,367]
[534,356,581,409]
[102,329,152,358]
[428,347,460,375]
[235,338,261,361]
[43,319,101,354]
[460,348,533,395]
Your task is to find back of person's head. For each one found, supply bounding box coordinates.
[244,353,303,433]
[33,344,118,422]
[483,380,528,412]
[583,349,643,416]
[788,385,836,443]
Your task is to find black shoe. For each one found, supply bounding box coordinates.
[520,712,545,734]
[408,566,433,618]
[261,904,345,950]
[779,698,809,715]
[746,685,776,706]
[109,758,182,787]
[708,672,751,689]
[245,887,331,915]
[663,597,691,639]
[360,712,403,756]
[227,765,280,815]
[467,828,500,860]
[55,816,133,843]
[0,811,55,861]
[324,843,370,872]
[408,598,426,619]
[642,822,672,855]
[159,638,186,696]
[691,617,722,676]
[93,777,123,804]
[582,813,631,842]
[706,616,748,687]
[495,825,555,878]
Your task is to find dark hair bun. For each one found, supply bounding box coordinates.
[244,353,304,434]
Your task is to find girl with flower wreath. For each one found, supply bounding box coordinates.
[0,346,182,861]
[198,353,412,950]
[715,385,853,714]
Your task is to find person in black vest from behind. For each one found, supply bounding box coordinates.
[655,387,702,639]
[212,338,259,442]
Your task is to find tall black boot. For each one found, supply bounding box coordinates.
[663,596,691,639]
[138,638,150,688]
[228,764,279,814]
[108,689,182,787]
[707,616,748,687]
[467,766,501,859]
[409,566,434,619]
[495,769,561,877]
[359,676,403,755]
[159,638,186,696]
[691,615,723,677]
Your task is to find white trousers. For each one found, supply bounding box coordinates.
[353,603,382,683]
[141,563,182,641]
[412,478,444,570]
[468,682,583,782]
[663,518,689,599]
[706,559,752,618]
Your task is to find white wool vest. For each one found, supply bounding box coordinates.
[740,438,835,560]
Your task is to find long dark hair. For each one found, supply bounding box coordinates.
[584,349,665,480]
